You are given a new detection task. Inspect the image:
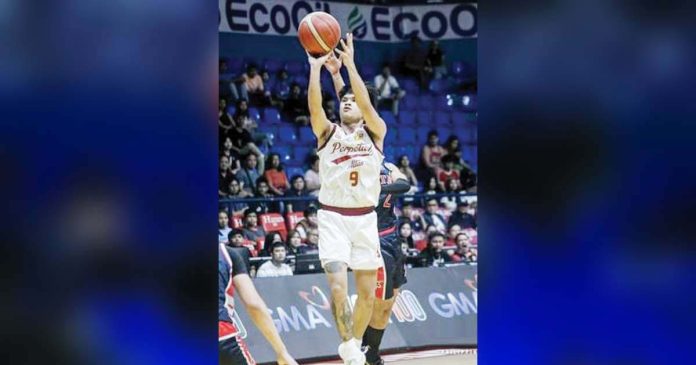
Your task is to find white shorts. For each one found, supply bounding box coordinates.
[317,209,382,270]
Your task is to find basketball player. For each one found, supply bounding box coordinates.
[325,54,411,365]
[306,32,387,365]
[219,244,297,365]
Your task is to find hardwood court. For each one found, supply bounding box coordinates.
[306,348,477,365]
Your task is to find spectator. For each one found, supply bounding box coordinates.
[448,201,477,230]
[398,201,424,232]
[423,199,447,233]
[417,232,452,267]
[402,36,430,88]
[219,59,241,102]
[229,113,265,173]
[304,155,321,196]
[397,155,419,192]
[249,177,279,214]
[271,69,292,102]
[285,175,311,213]
[241,210,266,247]
[421,130,446,174]
[426,40,447,79]
[261,232,284,257]
[219,210,232,244]
[441,177,465,211]
[443,135,461,160]
[286,229,309,256]
[446,224,461,246]
[304,228,320,254]
[227,228,255,264]
[220,137,241,172]
[225,178,251,215]
[235,154,262,195]
[374,65,406,116]
[459,160,478,192]
[219,98,235,144]
[264,153,290,196]
[282,83,310,126]
[256,242,294,278]
[421,176,443,208]
[233,99,272,152]
[238,65,270,106]
[398,221,415,249]
[295,206,318,242]
[219,155,237,197]
[449,233,476,263]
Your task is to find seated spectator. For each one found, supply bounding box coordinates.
[218,210,232,244]
[271,69,292,102]
[417,232,453,267]
[238,65,271,106]
[229,115,265,173]
[261,232,284,257]
[256,242,294,278]
[233,99,271,152]
[441,178,465,211]
[220,138,241,172]
[219,155,237,197]
[421,130,446,175]
[304,155,321,196]
[449,233,477,263]
[402,36,430,88]
[227,228,256,263]
[459,160,478,192]
[448,201,477,230]
[398,201,424,232]
[219,59,241,102]
[235,154,262,195]
[284,175,311,213]
[303,228,320,254]
[225,178,251,215]
[374,65,406,116]
[437,155,461,191]
[397,155,419,193]
[443,135,461,161]
[241,210,266,247]
[249,177,279,214]
[219,98,235,144]
[282,83,310,126]
[420,176,443,207]
[398,221,415,249]
[295,206,318,242]
[423,199,447,233]
[426,40,447,79]
[446,224,461,246]
[264,153,290,196]
[286,229,308,256]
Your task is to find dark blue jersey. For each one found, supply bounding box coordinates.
[376,166,411,232]
[219,244,248,323]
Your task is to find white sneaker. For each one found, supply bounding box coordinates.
[338,340,366,365]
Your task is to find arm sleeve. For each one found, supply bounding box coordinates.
[226,247,249,277]
[380,178,411,194]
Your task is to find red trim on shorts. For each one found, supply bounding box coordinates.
[218,320,239,339]
[237,335,256,365]
[320,204,374,216]
[375,266,386,300]
[317,124,337,152]
[379,226,396,237]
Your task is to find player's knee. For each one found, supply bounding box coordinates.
[357,285,376,301]
[329,282,347,299]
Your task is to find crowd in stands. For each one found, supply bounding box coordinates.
[219,37,477,277]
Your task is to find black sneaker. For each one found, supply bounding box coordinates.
[365,357,384,365]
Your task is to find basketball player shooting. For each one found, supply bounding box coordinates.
[306,32,387,365]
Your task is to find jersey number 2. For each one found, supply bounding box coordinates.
[383,194,393,208]
[349,171,359,186]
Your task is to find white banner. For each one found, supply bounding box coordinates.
[219,0,477,42]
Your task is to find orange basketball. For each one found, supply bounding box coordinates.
[298,12,341,57]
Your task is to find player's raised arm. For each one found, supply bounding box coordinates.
[307,52,333,145]
[324,53,345,99]
[335,33,387,144]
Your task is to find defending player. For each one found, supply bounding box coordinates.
[306,32,387,365]
[218,244,298,365]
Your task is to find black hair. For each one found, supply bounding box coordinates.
[338,84,378,108]
[243,210,257,219]
[270,241,286,252]
[308,154,320,165]
[291,175,304,183]
[427,129,439,138]
[228,228,244,241]
[441,154,457,165]
[255,176,268,186]
[428,232,446,242]
[303,206,317,218]
[266,153,284,171]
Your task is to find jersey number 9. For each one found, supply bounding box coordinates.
[349,171,359,186]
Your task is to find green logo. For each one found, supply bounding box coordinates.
[348,7,367,38]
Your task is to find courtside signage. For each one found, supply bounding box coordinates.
[219,0,477,41]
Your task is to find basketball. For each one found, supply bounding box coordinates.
[298,12,341,57]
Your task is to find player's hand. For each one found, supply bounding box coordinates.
[306,51,331,69]
[334,33,355,67]
[276,351,298,365]
[324,52,342,75]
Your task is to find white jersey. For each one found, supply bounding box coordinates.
[317,124,384,208]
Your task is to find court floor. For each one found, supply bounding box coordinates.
[306,348,477,365]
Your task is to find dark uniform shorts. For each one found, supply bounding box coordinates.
[219,321,256,365]
[375,231,407,300]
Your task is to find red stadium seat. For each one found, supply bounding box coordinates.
[259,213,287,240]
[415,240,428,252]
[285,212,305,231]
[230,214,244,229]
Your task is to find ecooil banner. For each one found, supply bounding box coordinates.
[231,266,477,363]
[219,0,477,42]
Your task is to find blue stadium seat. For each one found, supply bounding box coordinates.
[401,79,419,94]
[286,61,303,74]
[263,59,284,73]
[400,94,418,111]
[248,107,262,121]
[381,111,396,126]
[433,111,451,128]
[397,127,417,145]
[418,95,434,110]
[461,94,477,112]
[416,111,431,126]
[298,127,315,143]
[398,111,417,126]
[428,78,449,95]
[225,105,236,116]
[458,123,477,144]
[273,146,293,163]
[434,95,454,111]
[293,146,312,163]
[227,58,244,74]
[464,112,477,124]
[276,125,298,144]
[417,126,432,141]
[361,64,377,79]
[452,111,466,126]
[462,146,477,165]
[262,108,282,125]
[292,75,309,89]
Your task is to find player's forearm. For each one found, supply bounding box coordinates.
[344,63,371,112]
[247,303,288,355]
[308,67,324,115]
[330,72,345,99]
